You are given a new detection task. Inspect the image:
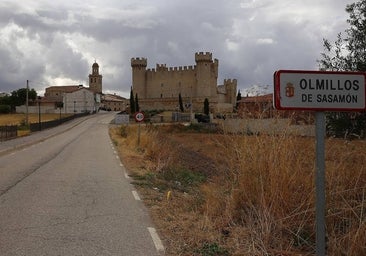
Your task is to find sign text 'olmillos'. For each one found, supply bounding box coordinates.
[274,70,366,111]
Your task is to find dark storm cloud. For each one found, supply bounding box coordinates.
[0,0,351,97]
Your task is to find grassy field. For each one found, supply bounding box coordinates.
[0,113,72,126]
[110,123,366,255]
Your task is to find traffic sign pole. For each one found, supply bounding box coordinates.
[134,112,144,147]
[137,122,141,147]
[315,112,326,256]
[273,70,366,255]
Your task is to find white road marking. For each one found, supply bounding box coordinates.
[148,227,165,252]
[132,191,141,201]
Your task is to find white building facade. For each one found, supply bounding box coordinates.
[63,88,100,113]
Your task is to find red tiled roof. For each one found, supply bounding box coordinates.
[46,85,83,93]
[239,93,273,103]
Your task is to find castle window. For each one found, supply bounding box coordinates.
[161,94,163,98]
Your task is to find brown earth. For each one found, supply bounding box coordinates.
[110,124,366,256]
[110,125,234,255]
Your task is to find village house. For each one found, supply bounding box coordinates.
[17,61,129,114]
[237,93,314,124]
[101,94,127,111]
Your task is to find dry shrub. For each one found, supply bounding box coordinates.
[202,134,315,254]
[326,140,366,256]
[111,123,365,255]
[202,132,366,255]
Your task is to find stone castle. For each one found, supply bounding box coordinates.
[131,52,237,113]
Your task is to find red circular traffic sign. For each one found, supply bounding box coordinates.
[134,112,144,122]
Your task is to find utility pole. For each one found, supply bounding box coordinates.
[26,80,29,125]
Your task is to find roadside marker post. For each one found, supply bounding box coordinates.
[273,70,366,256]
[134,112,145,147]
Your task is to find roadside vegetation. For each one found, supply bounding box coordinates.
[0,113,73,137]
[110,123,365,255]
[0,113,72,126]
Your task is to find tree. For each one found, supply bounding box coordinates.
[0,94,11,105]
[236,90,242,109]
[135,93,139,112]
[0,105,11,114]
[129,87,135,114]
[318,0,366,138]
[203,98,209,115]
[178,93,184,112]
[10,88,37,107]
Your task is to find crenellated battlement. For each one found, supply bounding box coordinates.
[147,65,196,73]
[156,64,168,71]
[131,57,147,67]
[195,52,213,63]
[224,79,238,85]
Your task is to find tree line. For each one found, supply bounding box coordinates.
[319,0,366,138]
[129,87,211,116]
[0,88,37,114]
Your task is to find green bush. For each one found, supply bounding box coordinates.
[195,242,229,256]
[326,112,366,139]
[0,105,11,114]
[160,167,206,192]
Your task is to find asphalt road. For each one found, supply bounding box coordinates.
[0,113,164,256]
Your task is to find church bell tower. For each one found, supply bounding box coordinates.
[89,61,103,94]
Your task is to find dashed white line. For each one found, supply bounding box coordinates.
[132,190,141,201]
[148,227,165,252]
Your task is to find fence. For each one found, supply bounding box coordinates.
[172,112,191,122]
[0,125,18,141]
[29,112,90,132]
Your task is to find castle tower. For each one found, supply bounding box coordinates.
[195,52,218,98]
[89,61,103,94]
[131,57,147,99]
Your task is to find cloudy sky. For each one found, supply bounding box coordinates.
[0,0,352,98]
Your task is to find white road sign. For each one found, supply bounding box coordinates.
[134,112,145,122]
[274,70,366,111]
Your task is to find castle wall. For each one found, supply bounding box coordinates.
[131,52,236,113]
[146,66,196,99]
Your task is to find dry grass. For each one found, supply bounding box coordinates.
[109,123,366,255]
[0,113,72,126]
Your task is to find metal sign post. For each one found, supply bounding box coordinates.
[134,112,145,147]
[274,70,366,256]
[315,112,326,256]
